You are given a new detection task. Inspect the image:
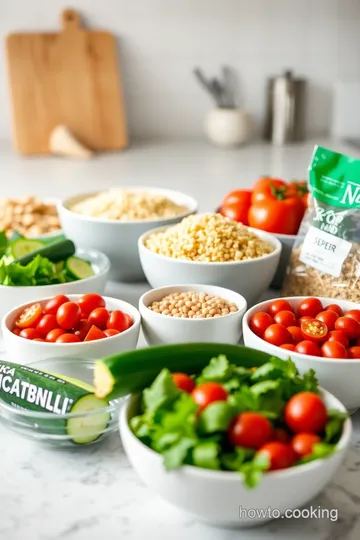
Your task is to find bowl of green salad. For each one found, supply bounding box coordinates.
[93,343,352,528]
[0,231,110,322]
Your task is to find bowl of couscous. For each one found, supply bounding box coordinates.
[138,213,282,305]
[58,188,198,282]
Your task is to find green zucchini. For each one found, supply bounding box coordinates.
[10,238,45,258]
[0,361,110,444]
[94,343,271,400]
[13,238,76,266]
[65,256,94,280]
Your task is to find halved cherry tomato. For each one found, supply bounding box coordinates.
[297,298,323,318]
[44,295,69,315]
[74,320,92,341]
[348,347,360,359]
[300,319,328,343]
[15,303,43,329]
[284,392,328,434]
[36,314,58,338]
[287,326,302,343]
[56,333,81,343]
[335,316,360,340]
[88,308,110,330]
[344,310,360,325]
[19,328,40,340]
[228,412,272,449]
[272,427,291,444]
[274,310,297,327]
[220,190,252,225]
[263,324,292,347]
[56,302,81,330]
[327,330,349,348]
[280,343,295,351]
[77,294,106,316]
[84,325,106,342]
[107,310,133,332]
[104,328,120,338]
[250,312,274,337]
[321,340,347,359]
[291,433,320,457]
[172,373,195,393]
[298,315,313,326]
[295,340,321,356]
[325,304,343,317]
[191,382,228,411]
[45,328,66,342]
[315,310,338,331]
[268,299,293,316]
[256,442,296,471]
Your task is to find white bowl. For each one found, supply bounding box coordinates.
[2,294,141,364]
[139,284,247,346]
[271,233,297,289]
[138,226,282,305]
[243,296,360,411]
[120,389,351,527]
[58,188,198,282]
[0,248,110,323]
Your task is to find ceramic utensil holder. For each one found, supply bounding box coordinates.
[205,108,250,147]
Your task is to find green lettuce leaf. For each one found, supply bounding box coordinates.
[143,369,180,413]
[192,441,221,470]
[197,401,235,434]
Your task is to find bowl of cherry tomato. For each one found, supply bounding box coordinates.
[2,293,141,364]
[243,296,360,411]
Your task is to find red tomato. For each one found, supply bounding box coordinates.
[328,330,349,348]
[56,302,81,330]
[344,310,360,325]
[33,338,44,342]
[325,304,343,317]
[295,340,321,357]
[274,310,297,327]
[74,319,92,341]
[298,315,313,326]
[19,328,40,340]
[300,319,328,343]
[268,299,293,316]
[88,308,110,330]
[220,190,252,225]
[228,412,272,449]
[107,310,133,332]
[84,325,107,342]
[12,327,21,336]
[280,343,295,351]
[256,442,296,471]
[36,314,58,338]
[77,294,106,316]
[172,373,195,393]
[15,303,43,329]
[335,316,360,340]
[297,298,323,318]
[44,295,69,315]
[251,178,294,203]
[45,328,66,342]
[284,392,328,434]
[191,382,228,411]
[291,433,320,457]
[321,340,347,359]
[287,326,303,343]
[223,189,253,208]
[248,197,304,235]
[272,427,291,444]
[263,324,292,347]
[316,310,338,331]
[56,333,81,343]
[250,312,274,337]
[348,347,360,359]
[104,328,120,338]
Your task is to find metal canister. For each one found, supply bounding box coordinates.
[264,70,307,145]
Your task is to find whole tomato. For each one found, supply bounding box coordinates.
[251,178,294,204]
[248,196,305,235]
[220,190,252,225]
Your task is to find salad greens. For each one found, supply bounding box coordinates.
[130,355,347,489]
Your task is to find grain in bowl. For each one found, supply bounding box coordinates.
[148,291,238,319]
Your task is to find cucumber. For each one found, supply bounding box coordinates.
[0,361,110,444]
[10,238,45,258]
[94,343,271,400]
[13,238,76,266]
[65,256,94,280]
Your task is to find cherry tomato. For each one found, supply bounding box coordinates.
[107,310,133,332]
[228,412,272,449]
[298,315,313,326]
[191,382,228,411]
[56,333,81,343]
[263,324,292,347]
[295,340,321,357]
[74,319,92,341]
[325,304,343,317]
[316,310,338,331]
[321,341,347,359]
[15,303,43,329]
[300,319,328,343]
[88,308,110,330]
[36,314,58,338]
[19,328,41,340]
[12,328,21,336]
[344,310,360,325]
[280,343,295,351]
[77,294,106,316]
[172,373,195,393]
[250,312,274,337]
[297,298,323,318]
[56,302,81,330]
[33,338,44,342]
[272,427,291,444]
[256,442,296,471]
[287,326,303,343]
[45,328,66,342]
[328,330,349,348]
[220,190,252,225]
[291,433,320,457]
[104,328,120,338]
[284,392,328,434]
[348,347,360,359]
[274,310,297,327]
[335,316,360,340]
[268,299,293,316]
[84,325,107,341]
[44,295,69,315]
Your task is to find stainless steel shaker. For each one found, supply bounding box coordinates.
[264,70,307,145]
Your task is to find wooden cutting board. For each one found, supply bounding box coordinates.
[5,9,128,155]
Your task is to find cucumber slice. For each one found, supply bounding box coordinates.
[65,256,94,280]
[67,395,111,444]
[10,238,45,258]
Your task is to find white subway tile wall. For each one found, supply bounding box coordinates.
[1,0,359,140]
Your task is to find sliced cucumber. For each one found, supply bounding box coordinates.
[65,256,94,280]
[67,395,111,444]
[10,238,45,258]
[13,238,75,265]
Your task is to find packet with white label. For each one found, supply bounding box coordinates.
[282,145,360,300]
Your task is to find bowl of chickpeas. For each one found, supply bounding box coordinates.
[139,284,247,346]
[138,213,282,305]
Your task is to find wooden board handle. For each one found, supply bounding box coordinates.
[61,9,81,31]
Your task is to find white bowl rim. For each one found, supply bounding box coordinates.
[138,223,282,267]
[2,294,141,346]
[59,187,198,225]
[120,387,352,481]
[244,295,360,365]
[139,284,247,322]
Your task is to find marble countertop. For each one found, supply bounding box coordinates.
[1,138,360,540]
